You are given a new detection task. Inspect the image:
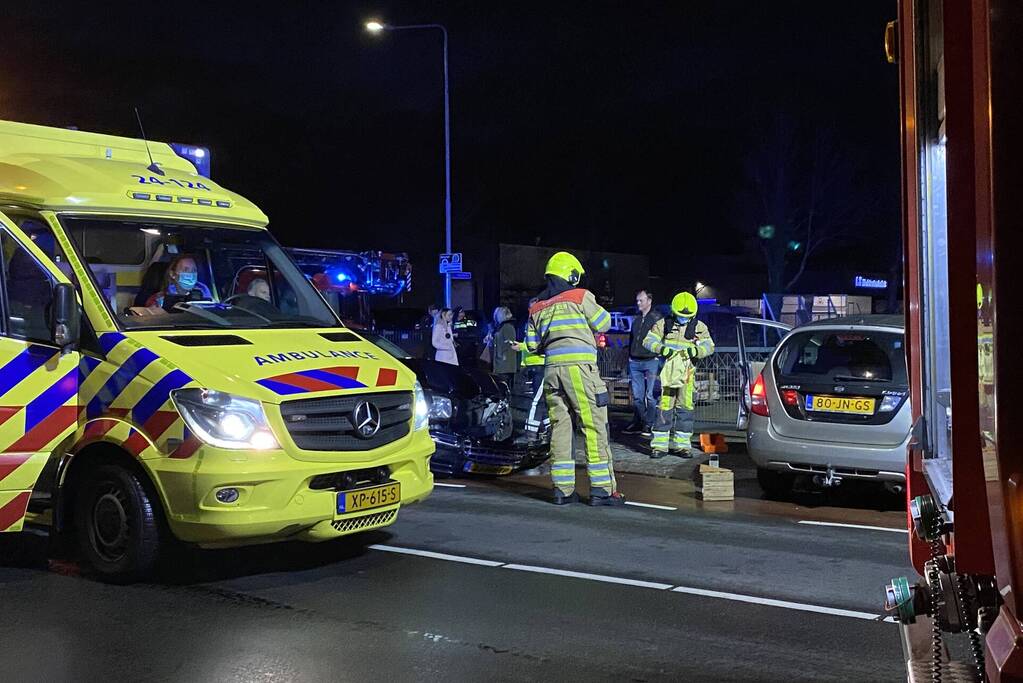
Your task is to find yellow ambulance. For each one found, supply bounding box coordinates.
[0,120,433,580]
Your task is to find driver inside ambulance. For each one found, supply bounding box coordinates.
[146,254,212,308]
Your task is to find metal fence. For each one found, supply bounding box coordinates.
[376,328,774,431]
[597,346,774,430]
[378,329,429,357]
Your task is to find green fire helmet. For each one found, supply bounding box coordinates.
[545,251,585,285]
[671,291,698,318]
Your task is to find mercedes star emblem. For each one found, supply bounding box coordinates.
[352,400,382,438]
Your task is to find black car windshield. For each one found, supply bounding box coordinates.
[359,332,412,360]
[774,328,908,385]
[63,217,339,330]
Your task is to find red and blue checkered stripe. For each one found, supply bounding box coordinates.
[257,366,367,395]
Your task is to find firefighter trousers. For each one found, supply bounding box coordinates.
[652,385,694,453]
[524,369,550,435]
[544,363,616,496]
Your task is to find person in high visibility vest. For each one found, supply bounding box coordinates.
[519,349,549,437]
[512,298,549,437]
[526,251,623,506]
[642,292,715,458]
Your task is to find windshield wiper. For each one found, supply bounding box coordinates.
[174,302,231,326]
[223,303,273,324]
[832,374,891,383]
[123,323,232,331]
[261,321,333,329]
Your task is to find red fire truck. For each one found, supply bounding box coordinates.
[883,1,1023,680]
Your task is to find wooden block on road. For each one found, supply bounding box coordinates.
[693,464,734,501]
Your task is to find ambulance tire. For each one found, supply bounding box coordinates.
[756,467,794,500]
[75,464,165,583]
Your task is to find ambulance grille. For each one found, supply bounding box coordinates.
[280,391,412,451]
[331,509,398,533]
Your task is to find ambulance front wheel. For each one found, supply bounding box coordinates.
[75,464,165,582]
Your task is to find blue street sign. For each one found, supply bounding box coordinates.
[450,271,472,280]
[439,253,463,274]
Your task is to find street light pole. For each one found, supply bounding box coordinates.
[366,21,453,308]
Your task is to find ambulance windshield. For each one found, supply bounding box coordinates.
[63,217,340,330]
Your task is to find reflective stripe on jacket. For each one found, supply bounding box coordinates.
[642,318,714,388]
[526,288,611,366]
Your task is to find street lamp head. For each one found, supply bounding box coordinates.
[695,281,705,290]
[365,20,386,33]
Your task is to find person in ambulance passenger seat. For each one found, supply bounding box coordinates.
[146,254,212,308]
[247,277,271,302]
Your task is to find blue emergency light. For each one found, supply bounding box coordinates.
[170,142,212,178]
[325,266,360,287]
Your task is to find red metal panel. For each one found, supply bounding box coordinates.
[942,0,995,576]
[983,0,1023,677]
[898,0,933,576]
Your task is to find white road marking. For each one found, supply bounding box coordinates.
[669,585,886,621]
[624,501,678,511]
[503,564,675,590]
[370,544,892,623]
[433,482,467,489]
[369,544,503,567]
[798,520,907,534]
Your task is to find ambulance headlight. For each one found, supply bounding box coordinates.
[413,381,430,431]
[172,388,279,450]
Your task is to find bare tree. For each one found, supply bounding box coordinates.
[744,115,863,295]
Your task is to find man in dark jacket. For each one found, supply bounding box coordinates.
[623,290,663,436]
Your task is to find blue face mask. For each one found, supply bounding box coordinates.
[676,315,692,325]
[177,271,198,290]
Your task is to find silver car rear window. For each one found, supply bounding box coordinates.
[775,329,907,384]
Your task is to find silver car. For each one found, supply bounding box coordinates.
[737,315,910,497]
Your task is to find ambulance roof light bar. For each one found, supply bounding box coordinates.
[169,143,211,178]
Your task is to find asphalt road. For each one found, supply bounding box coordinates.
[0,471,912,682]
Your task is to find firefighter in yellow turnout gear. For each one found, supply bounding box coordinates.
[642,292,715,458]
[526,252,623,506]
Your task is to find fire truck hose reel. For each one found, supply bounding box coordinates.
[885,576,921,624]
[910,494,943,542]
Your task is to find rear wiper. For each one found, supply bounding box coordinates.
[832,374,891,383]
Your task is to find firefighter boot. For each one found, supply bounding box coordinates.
[589,491,627,507]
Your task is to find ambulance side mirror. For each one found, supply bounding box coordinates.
[52,282,80,353]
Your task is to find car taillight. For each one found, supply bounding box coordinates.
[750,372,769,417]
[781,389,800,407]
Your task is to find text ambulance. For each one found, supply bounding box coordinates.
[0,120,433,580]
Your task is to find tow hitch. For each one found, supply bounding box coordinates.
[813,466,842,488]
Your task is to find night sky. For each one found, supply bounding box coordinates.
[2,1,899,302]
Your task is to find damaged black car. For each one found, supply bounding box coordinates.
[360,332,551,476]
